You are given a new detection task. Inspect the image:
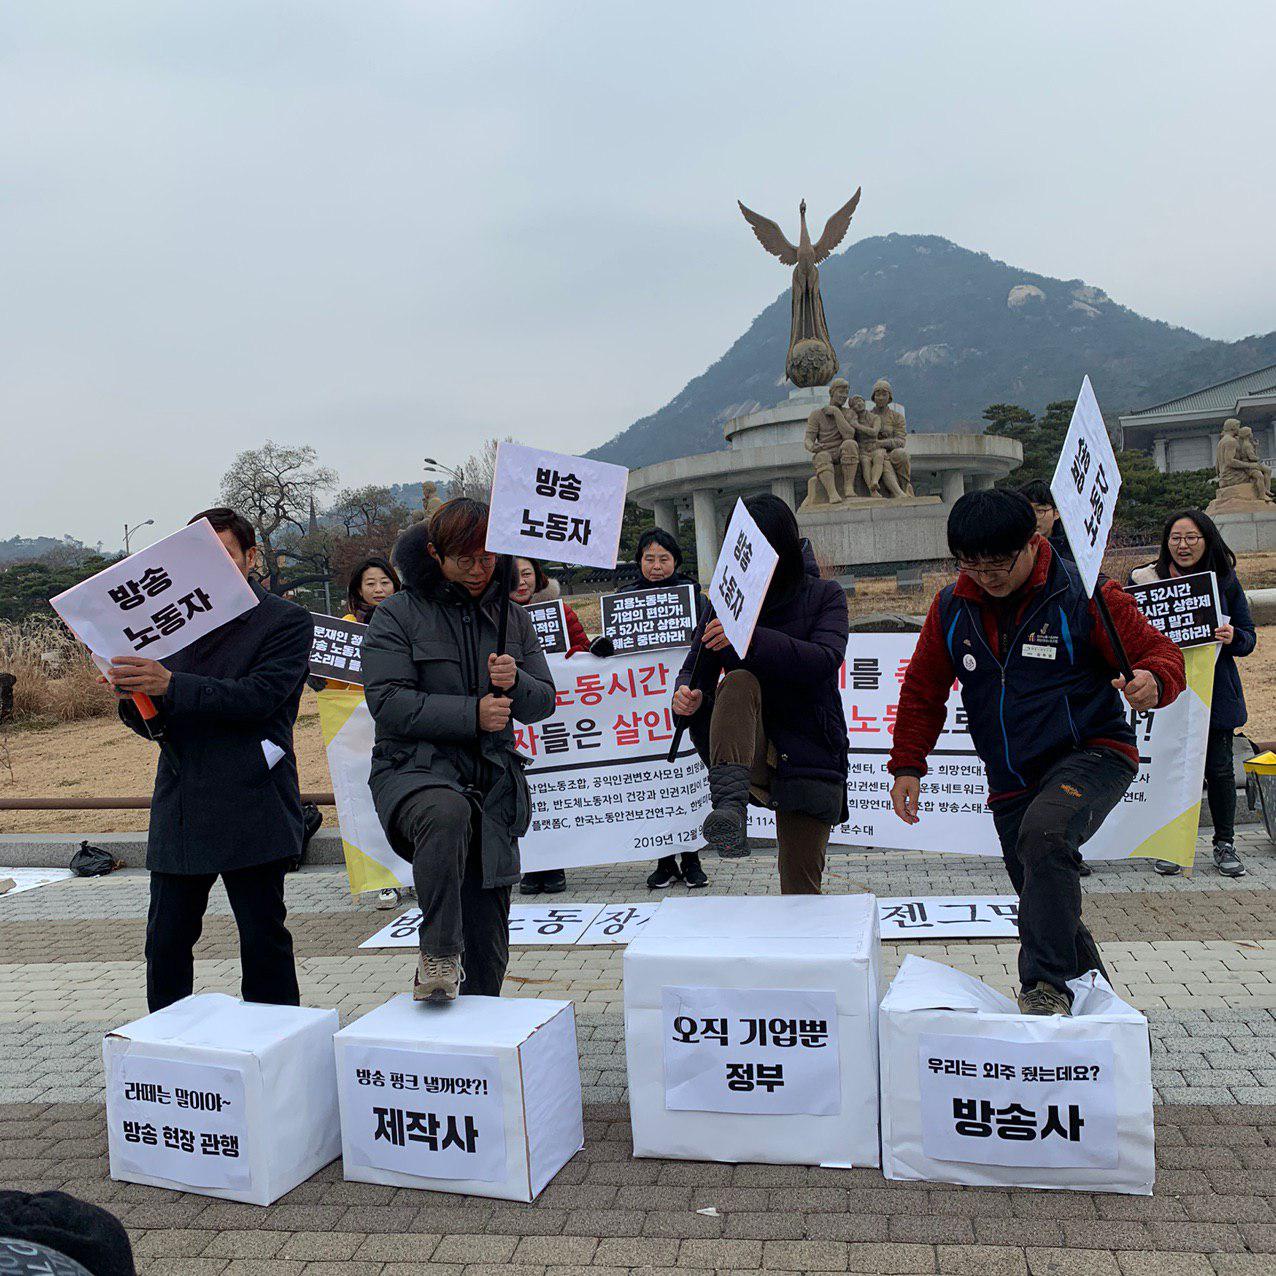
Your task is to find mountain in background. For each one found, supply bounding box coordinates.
[588,233,1276,469]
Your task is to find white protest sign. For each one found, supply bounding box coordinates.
[339,1044,506,1182]
[1050,376,1121,596]
[51,519,258,664]
[661,986,840,1116]
[108,1055,250,1190]
[707,500,779,656]
[879,896,1018,940]
[918,1033,1117,1169]
[578,902,659,945]
[486,443,628,569]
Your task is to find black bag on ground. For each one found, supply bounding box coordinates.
[68,842,124,877]
[0,1190,135,1276]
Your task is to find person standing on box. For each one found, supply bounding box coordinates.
[1128,508,1256,879]
[887,490,1185,1016]
[107,508,313,1013]
[671,495,849,893]
[362,499,556,1003]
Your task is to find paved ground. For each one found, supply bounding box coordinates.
[3,830,1276,1274]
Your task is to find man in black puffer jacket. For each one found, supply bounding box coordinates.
[673,496,849,893]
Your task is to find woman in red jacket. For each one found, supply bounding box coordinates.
[511,557,590,654]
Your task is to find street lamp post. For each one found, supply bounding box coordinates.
[123,518,154,555]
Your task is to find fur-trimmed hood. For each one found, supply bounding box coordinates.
[530,577,562,603]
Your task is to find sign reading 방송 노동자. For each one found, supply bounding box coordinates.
[707,500,779,657]
[485,443,629,570]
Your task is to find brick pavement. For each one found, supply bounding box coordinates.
[2,828,1275,1272]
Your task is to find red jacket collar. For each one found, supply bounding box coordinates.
[952,535,1052,603]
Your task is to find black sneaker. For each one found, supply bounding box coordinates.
[681,853,708,889]
[519,871,545,895]
[540,868,567,894]
[646,857,682,890]
[1213,842,1246,878]
[1153,859,1182,876]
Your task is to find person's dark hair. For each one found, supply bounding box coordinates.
[1019,479,1056,510]
[345,555,400,620]
[743,493,804,596]
[634,527,683,573]
[513,556,549,596]
[1154,507,1236,581]
[189,507,255,554]
[947,490,1037,561]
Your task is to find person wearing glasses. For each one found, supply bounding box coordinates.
[887,489,1184,1017]
[1129,508,1256,878]
[362,499,556,1003]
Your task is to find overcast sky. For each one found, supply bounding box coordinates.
[3,1,1274,549]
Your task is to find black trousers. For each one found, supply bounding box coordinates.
[146,860,300,1013]
[991,748,1133,997]
[392,787,512,997]
[1204,726,1237,844]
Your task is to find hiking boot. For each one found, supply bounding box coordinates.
[376,887,401,910]
[519,871,544,895]
[1213,841,1246,878]
[647,857,682,890]
[414,953,463,1003]
[1153,859,1181,876]
[681,852,709,889]
[705,762,751,858]
[540,868,567,894]
[1017,982,1072,1016]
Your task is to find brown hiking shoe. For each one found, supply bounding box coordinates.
[414,953,463,1004]
[1017,982,1072,1016]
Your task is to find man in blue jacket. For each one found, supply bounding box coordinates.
[108,508,313,1012]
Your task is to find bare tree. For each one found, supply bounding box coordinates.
[329,485,410,540]
[458,436,514,503]
[219,441,336,592]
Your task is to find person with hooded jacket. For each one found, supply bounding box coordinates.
[362,499,556,1002]
[672,495,850,894]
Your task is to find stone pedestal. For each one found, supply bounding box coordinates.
[797,497,948,569]
[1209,507,1276,553]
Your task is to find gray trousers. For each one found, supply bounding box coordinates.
[391,787,511,997]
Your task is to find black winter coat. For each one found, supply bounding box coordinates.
[120,584,313,875]
[361,565,556,889]
[678,543,850,821]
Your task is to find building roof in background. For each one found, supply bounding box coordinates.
[1122,362,1276,420]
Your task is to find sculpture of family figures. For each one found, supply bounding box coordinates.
[1207,417,1274,514]
[800,377,915,508]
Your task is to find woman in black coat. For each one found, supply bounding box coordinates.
[1128,508,1257,879]
[673,494,850,893]
[615,527,710,890]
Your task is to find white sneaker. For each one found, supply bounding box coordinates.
[414,953,463,1003]
[376,888,400,910]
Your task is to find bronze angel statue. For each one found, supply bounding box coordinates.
[738,189,862,387]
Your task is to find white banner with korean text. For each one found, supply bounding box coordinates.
[322,630,1212,893]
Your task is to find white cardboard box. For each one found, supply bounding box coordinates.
[624,895,881,1167]
[334,994,583,1201]
[880,956,1155,1194]
[103,993,341,1205]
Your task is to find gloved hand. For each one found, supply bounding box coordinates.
[589,635,616,658]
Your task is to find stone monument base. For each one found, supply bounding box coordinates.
[1206,484,1276,517]
[797,496,948,569]
[1209,506,1276,553]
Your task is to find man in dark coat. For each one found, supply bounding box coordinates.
[109,508,313,1012]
